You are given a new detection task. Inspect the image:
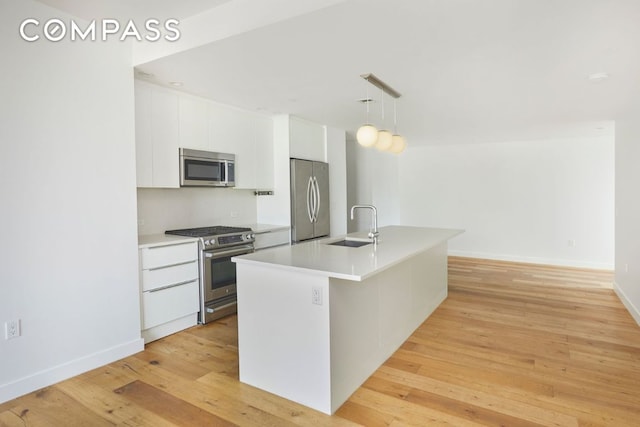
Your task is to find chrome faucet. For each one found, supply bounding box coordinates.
[350,204,379,244]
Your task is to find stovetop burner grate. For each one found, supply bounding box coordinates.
[165,225,252,238]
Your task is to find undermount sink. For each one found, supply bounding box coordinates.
[327,239,372,248]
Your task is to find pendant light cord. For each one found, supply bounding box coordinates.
[365,82,370,123]
[380,87,385,126]
[393,98,398,134]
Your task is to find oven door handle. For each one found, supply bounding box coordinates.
[204,245,254,259]
[206,301,236,313]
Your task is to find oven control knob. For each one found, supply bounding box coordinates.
[210,238,215,246]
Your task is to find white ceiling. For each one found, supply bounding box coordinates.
[36,0,233,22]
[39,0,640,145]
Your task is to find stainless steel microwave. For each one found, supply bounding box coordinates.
[179,148,235,187]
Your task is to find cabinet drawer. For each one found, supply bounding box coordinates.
[141,241,198,269]
[142,280,199,330]
[141,260,198,292]
[254,229,290,250]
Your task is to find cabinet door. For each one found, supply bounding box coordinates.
[254,114,274,189]
[140,241,198,269]
[179,96,209,150]
[209,104,257,188]
[207,103,236,154]
[151,89,180,188]
[142,280,199,329]
[141,260,198,292]
[233,112,257,188]
[289,116,326,162]
[134,82,153,187]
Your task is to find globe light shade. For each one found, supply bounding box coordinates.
[375,130,393,151]
[356,124,378,147]
[389,134,406,154]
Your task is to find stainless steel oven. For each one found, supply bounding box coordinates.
[165,226,255,324]
[202,243,254,322]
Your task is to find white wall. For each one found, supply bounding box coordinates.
[0,0,143,402]
[398,135,615,269]
[345,136,400,233]
[615,106,640,324]
[326,126,347,236]
[137,188,257,234]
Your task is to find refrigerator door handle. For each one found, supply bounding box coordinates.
[310,176,318,222]
[313,176,320,221]
[306,176,314,223]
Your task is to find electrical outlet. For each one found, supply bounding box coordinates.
[568,239,576,247]
[230,211,239,218]
[5,319,20,340]
[312,287,322,305]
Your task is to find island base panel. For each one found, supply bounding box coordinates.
[236,241,449,414]
[236,266,332,414]
[329,242,448,411]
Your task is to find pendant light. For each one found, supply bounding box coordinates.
[389,98,406,154]
[356,82,378,147]
[375,87,393,151]
[356,73,406,154]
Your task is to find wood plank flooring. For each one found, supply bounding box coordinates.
[2,257,639,426]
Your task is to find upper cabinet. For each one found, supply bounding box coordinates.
[254,115,274,190]
[134,79,274,190]
[179,96,208,151]
[207,103,258,189]
[289,116,326,162]
[135,81,180,188]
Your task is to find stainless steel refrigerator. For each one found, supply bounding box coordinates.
[290,158,330,242]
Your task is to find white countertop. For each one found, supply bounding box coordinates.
[241,223,290,234]
[138,224,289,248]
[138,234,200,248]
[232,225,463,281]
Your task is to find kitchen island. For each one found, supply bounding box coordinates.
[232,225,463,414]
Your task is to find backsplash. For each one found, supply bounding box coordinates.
[136,187,258,235]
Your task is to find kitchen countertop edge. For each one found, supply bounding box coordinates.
[138,234,200,248]
[233,225,464,282]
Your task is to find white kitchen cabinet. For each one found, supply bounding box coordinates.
[207,103,259,189]
[254,228,290,250]
[135,79,274,190]
[289,116,326,162]
[254,114,274,190]
[207,102,238,154]
[135,82,153,187]
[138,240,199,343]
[179,95,209,150]
[134,80,180,188]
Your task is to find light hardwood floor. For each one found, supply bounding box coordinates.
[1,257,638,426]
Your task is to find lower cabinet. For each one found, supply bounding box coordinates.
[254,228,290,250]
[139,240,200,343]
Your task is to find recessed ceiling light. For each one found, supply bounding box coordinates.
[169,81,184,87]
[588,72,609,83]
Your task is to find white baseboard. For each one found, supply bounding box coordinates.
[0,337,144,404]
[447,250,614,270]
[614,282,640,327]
